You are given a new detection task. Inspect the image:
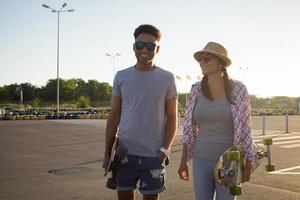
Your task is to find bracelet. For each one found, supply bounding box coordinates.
[159,147,171,158]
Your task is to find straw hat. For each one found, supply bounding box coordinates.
[193,42,231,67]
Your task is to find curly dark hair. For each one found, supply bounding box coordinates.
[134,24,161,41]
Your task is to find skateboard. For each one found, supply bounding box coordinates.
[104,136,119,190]
[214,138,275,196]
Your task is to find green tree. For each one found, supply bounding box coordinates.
[98,82,112,101]
[77,96,90,108]
[74,79,87,99]
[31,98,41,107]
[61,79,77,101]
[86,80,101,101]
[0,86,7,101]
[178,93,187,114]
[249,95,263,109]
[40,78,68,101]
[2,84,19,101]
[41,79,59,101]
[20,83,37,101]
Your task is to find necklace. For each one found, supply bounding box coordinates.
[134,64,156,71]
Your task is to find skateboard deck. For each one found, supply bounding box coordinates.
[104,136,119,190]
[214,138,275,195]
[104,136,118,177]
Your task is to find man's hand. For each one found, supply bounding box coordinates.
[157,150,167,161]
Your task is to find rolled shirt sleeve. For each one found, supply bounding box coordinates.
[166,74,178,100]
[112,72,121,97]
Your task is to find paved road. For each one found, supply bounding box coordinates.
[0,118,300,200]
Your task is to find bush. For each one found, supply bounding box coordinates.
[77,96,90,109]
[31,98,41,107]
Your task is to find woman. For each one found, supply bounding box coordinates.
[178,42,257,200]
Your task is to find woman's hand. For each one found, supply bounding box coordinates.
[178,161,189,181]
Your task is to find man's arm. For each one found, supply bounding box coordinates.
[163,97,178,149]
[102,95,121,168]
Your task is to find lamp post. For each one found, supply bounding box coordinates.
[42,3,74,113]
[106,53,121,78]
[15,87,23,105]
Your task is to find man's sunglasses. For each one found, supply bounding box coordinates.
[198,54,217,63]
[134,41,157,51]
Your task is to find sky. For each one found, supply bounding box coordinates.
[1,0,300,97]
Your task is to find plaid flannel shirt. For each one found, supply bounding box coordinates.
[181,80,257,161]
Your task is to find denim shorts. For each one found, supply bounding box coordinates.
[116,154,166,195]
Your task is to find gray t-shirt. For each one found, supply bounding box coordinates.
[112,66,177,157]
[193,92,234,161]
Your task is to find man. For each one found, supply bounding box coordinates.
[103,24,178,200]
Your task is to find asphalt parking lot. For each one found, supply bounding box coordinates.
[1,119,300,200]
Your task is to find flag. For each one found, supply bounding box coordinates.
[186,75,191,80]
[175,75,182,81]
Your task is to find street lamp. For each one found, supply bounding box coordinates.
[106,53,121,78]
[42,3,74,113]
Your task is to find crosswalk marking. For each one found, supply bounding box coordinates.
[269,165,300,175]
[253,133,300,149]
[280,143,300,148]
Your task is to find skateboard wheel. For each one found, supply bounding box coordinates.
[265,164,275,172]
[263,138,273,145]
[226,151,240,161]
[229,186,242,196]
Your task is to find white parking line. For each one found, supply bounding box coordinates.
[271,139,300,145]
[269,172,300,175]
[272,136,300,140]
[280,143,300,148]
[269,165,300,175]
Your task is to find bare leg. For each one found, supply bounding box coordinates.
[143,194,159,200]
[118,190,135,200]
